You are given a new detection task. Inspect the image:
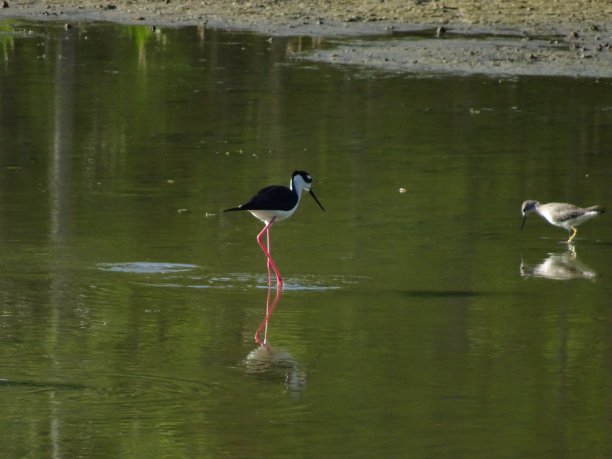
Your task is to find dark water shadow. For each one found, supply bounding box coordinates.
[399,290,486,298]
[0,378,90,392]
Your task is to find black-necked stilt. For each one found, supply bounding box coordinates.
[224,170,325,288]
[521,200,605,243]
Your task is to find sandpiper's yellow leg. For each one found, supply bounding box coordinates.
[567,226,578,243]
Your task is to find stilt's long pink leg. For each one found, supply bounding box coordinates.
[256,218,283,288]
[266,225,272,287]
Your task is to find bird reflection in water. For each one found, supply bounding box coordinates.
[244,287,306,396]
[520,244,597,281]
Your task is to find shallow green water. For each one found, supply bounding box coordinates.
[0,20,611,458]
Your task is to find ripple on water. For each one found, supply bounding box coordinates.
[98,263,356,291]
[97,262,199,274]
[191,273,351,291]
[0,372,213,407]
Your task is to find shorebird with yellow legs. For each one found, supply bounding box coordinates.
[520,200,605,243]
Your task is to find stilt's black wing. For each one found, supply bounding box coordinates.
[224,185,297,212]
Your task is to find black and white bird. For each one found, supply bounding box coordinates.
[520,200,605,243]
[224,171,325,287]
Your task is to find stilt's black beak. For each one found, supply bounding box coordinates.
[309,189,325,211]
[520,216,526,230]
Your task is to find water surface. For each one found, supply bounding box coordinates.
[0,20,611,458]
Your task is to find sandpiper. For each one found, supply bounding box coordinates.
[520,200,605,243]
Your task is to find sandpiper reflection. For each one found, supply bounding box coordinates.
[245,287,305,396]
[520,245,596,281]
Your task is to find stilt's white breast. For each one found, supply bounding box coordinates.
[249,208,296,224]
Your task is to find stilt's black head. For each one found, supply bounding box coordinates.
[292,171,312,185]
[291,171,324,212]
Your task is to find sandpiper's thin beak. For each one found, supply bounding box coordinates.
[520,215,526,230]
[309,189,325,211]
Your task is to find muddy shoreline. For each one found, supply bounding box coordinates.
[2,1,611,78]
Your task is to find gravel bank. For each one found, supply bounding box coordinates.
[2,0,611,77]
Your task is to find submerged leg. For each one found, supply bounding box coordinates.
[256,218,283,288]
[254,286,282,345]
[567,226,578,243]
